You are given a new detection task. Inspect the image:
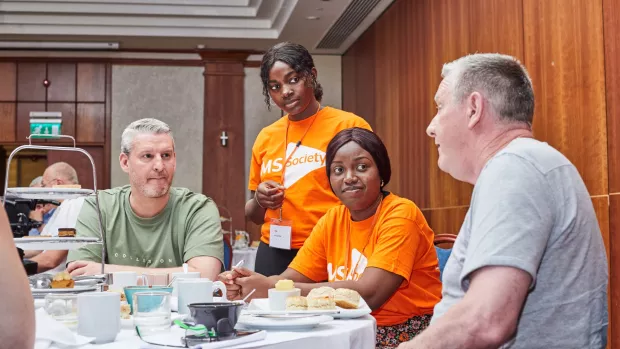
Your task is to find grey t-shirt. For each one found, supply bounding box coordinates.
[433,138,608,348]
[67,185,224,268]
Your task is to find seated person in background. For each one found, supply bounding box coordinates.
[66,118,224,281]
[0,206,35,348]
[399,54,608,349]
[27,175,53,236]
[24,162,80,264]
[221,128,442,348]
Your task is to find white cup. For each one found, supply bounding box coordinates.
[268,288,301,311]
[177,279,227,315]
[170,271,201,296]
[110,271,147,290]
[77,292,120,344]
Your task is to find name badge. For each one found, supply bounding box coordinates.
[269,218,292,250]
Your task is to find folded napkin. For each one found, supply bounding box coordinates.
[34,308,95,349]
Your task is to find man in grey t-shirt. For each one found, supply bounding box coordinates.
[399,54,608,349]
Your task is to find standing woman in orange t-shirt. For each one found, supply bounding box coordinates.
[247,42,371,276]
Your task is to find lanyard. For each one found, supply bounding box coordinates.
[278,104,321,220]
[344,196,383,280]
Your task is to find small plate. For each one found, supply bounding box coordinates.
[31,285,98,298]
[237,314,333,331]
[244,298,371,319]
[15,237,100,250]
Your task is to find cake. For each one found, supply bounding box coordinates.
[286,296,308,310]
[51,271,74,289]
[52,184,82,189]
[307,286,336,310]
[57,228,76,237]
[334,288,361,309]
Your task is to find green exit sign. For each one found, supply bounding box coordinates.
[30,120,62,138]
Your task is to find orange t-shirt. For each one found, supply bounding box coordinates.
[288,193,442,326]
[249,106,371,249]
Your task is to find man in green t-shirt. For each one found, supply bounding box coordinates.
[66,118,223,281]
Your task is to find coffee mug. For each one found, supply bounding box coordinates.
[110,271,147,290]
[77,292,120,343]
[170,271,200,296]
[177,279,227,315]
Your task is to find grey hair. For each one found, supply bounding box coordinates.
[29,176,43,187]
[442,53,535,126]
[120,118,174,155]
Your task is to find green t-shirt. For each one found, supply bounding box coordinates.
[67,185,224,268]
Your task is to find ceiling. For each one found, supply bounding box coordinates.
[0,0,394,54]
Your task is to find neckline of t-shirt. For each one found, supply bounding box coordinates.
[123,187,174,226]
[285,106,330,125]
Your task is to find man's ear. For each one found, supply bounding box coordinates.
[119,153,130,174]
[467,91,484,129]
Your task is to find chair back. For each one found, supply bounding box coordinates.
[434,234,457,281]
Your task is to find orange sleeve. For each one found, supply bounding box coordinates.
[288,214,329,282]
[353,117,373,131]
[367,213,422,283]
[248,136,263,191]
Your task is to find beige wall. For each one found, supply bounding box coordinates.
[109,56,342,197]
[110,65,204,192]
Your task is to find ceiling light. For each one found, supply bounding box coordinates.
[0,41,119,50]
[306,16,320,20]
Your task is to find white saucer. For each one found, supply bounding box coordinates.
[237,314,333,331]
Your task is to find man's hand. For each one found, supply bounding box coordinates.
[255,180,285,209]
[66,260,106,276]
[28,207,44,222]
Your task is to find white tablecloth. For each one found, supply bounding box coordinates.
[231,248,258,271]
[38,316,376,349]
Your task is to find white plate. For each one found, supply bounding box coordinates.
[244,298,371,319]
[237,314,333,331]
[14,237,101,250]
[31,285,98,297]
[6,187,94,200]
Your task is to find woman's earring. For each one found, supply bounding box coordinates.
[380,180,384,187]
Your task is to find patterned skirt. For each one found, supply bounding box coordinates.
[376,314,432,349]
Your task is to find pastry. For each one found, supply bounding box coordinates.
[120,303,131,319]
[334,288,361,309]
[57,228,76,237]
[286,296,308,310]
[108,289,127,302]
[51,271,74,289]
[307,286,336,310]
[52,184,82,189]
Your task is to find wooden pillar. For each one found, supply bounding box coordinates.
[200,52,247,233]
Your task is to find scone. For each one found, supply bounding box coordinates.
[51,271,74,289]
[57,228,76,237]
[286,296,308,310]
[120,303,131,319]
[335,288,361,309]
[307,287,336,310]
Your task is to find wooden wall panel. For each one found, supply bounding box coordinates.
[0,63,16,101]
[202,61,246,231]
[77,63,106,102]
[604,0,620,193]
[0,103,16,142]
[47,63,76,102]
[469,0,524,59]
[47,103,75,142]
[16,103,45,141]
[422,206,469,236]
[76,103,105,143]
[523,0,608,196]
[17,63,46,102]
[611,195,620,348]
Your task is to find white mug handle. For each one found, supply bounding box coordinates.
[213,281,227,300]
[138,274,149,287]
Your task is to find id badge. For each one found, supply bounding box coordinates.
[269,218,293,250]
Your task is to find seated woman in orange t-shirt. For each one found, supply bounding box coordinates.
[220,128,442,348]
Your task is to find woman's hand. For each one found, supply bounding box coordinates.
[255,180,285,209]
[218,267,251,300]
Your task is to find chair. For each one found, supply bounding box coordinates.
[223,235,233,271]
[434,234,458,281]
